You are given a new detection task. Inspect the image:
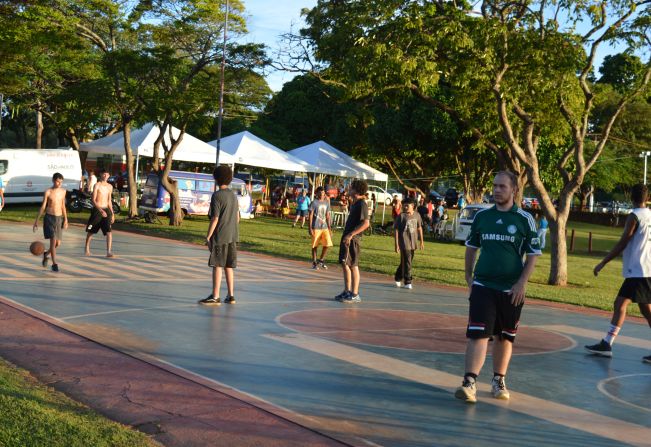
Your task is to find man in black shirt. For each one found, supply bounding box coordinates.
[335,179,370,303]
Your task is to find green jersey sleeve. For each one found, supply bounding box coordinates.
[518,209,542,255]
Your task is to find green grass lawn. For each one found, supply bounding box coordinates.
[0,204,636,315]
[0,358,155,447]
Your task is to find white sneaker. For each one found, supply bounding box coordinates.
[491,376,510,400]
[395,281,401,287]
[454,379,477,403]
[403,283,413,289]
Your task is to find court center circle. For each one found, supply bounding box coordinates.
[278,308,574,354]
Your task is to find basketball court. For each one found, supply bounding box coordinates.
[0,221,650,446]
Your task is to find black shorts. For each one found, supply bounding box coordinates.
[466,285,523,343]
[208,241,237,268]
[86,208,112,235]
[618,278,651,304]
[338,237,361,267]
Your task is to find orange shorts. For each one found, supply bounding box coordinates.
[311,229,333,248]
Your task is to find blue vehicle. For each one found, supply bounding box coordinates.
[139,170,252,218]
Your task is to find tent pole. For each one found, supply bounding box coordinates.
[311,172,316,200]
[382,178,388,226]
[135,152,140,189]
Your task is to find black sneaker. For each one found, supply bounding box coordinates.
[224,296,236,304]
[42,252,49,268]
[198,295,221,305]
[318,260,328,270]
[643,355,651,364]
[51,264,59,272]
[585,339,612,357]
[334,290,350,301]
[312,261,319,270]
[343,293,361,304]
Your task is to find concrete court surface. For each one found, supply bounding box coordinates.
[0,220,650,447]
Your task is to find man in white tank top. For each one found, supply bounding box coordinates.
[587,184,651,364]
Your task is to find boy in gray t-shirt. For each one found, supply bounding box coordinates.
[393,198,424,289]
[199,166,240,306]
[308,186,333,269]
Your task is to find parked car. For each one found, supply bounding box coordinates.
[368,184,403,205]
[454,204,492,242]
[444,188,459,208]
[429,190,444,202]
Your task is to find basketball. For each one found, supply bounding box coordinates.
[30,241,45,256]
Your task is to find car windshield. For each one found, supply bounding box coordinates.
[459,207,485,220]
[0,160,7,175]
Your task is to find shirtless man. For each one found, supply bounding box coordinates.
[33,173,68,272]
[84,169,115,257]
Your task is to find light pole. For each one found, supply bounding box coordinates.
[215,0,229,167]
[640,151,651,185]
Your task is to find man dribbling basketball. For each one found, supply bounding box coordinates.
[33,173,68,272]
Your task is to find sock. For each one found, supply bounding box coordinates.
[604,325,620,345]
[493,373,505,381]
[464,372,477,383]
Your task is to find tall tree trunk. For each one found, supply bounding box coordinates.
[548,213,568,285]
[160,174,183,226]
[123,123,139,218]
[35,109,43,149]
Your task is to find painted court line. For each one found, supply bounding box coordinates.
[266,333,651,447]
[539,324,651,350]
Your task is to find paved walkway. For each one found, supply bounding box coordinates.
[0,221,650,446]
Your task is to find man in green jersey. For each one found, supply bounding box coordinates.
[455,171,541,403]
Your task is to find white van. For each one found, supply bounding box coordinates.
[0,149,82,204]
[454,204,492,242]
[367,185,403,205]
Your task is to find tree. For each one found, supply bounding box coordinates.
[299,1,651,285]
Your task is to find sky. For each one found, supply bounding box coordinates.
[239,0,317,92]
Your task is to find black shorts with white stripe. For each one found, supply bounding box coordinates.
[466,284,523,343]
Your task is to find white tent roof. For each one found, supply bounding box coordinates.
[80,122,235,164]
[209,131,308,172]
[288,140,388,181]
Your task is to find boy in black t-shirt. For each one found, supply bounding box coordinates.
[199,166,240,306]
[335,179,370,303]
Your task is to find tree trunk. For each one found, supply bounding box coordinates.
[35,109,43,149]
[160,174,183,226]
[548,213,568,285]
[123,123,139,218]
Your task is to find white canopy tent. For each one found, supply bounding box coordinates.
[208,131,309,172]
[80,122,235,183]
[289,140,388,181]
[289,140,390,224]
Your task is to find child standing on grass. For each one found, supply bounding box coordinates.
[199,166,239,306]
[394,198,424,289]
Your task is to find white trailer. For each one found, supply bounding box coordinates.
[0,149,82,204]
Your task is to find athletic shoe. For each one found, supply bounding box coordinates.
[403,283,413,289]
[312,262,319,270]
[454,379,477,403]
[643,355,651,364]
[318,260,328,270]
[224,296,236,304]
[395,281,401,287]
[42,252,49,268]
[343,294,361,304]
[51,264,59,272]
[198,295,221,305]
[334,290,350,301]
[585,339,612,357]
[491,376,510,400]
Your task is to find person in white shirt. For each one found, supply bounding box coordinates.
[587,183,651,364]
[88,170,98,193]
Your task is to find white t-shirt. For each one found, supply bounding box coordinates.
[622,208,651,278]
[88,174,97,193]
